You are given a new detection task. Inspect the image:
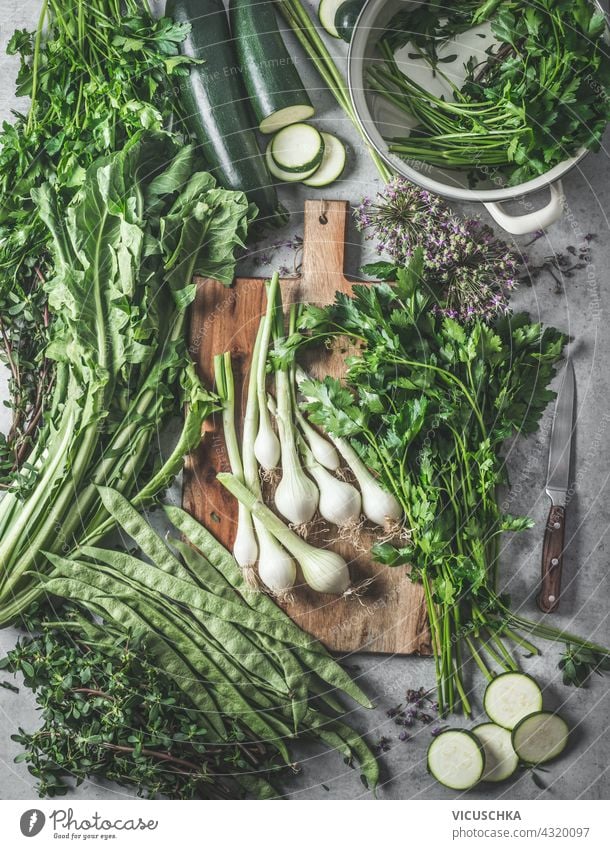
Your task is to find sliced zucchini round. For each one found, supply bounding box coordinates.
[334,0,365,43]
[427,729,485,791]
[302,132,347,187]
[484,672,543,730]
[512,711,569,765]
[318,0,343,38]
[472,722,519,783]
[260,104,315,135]
[270,123,324,174]
[265,142,318,183]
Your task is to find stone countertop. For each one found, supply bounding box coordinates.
[0,0,608,801]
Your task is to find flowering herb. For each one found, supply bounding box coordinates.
[385,688,439,741]
[354,178,519,322]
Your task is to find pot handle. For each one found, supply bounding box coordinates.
[483,181,565,235]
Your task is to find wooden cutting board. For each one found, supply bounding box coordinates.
[183,199,431,656]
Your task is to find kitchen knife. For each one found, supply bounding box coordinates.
[537,358,575,614]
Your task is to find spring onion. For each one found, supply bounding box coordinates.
[295,367,403,527]
[214,352,258,571]
[272,290,319,525]
[254,273,281,471]
[218,473,351,594]
[243,320,296,594]
[299,438,361,527]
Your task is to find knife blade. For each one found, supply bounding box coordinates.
[537,358,575,613]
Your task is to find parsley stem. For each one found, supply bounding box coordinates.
[465,636,493,682]
[422,570,445,716]
[476,635,505,672]
[442,604,455,713]
[500,626,539,657]
[452,607,472,716]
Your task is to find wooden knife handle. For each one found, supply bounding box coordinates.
[537,504,566,613]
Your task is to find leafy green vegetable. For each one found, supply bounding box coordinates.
[0,1,198,477]
[0,134,255,625]
[559,644,610,687]
[370,0,610,185]
[281,249,609,712]
[1,613,279,799]
[18,489,380,794]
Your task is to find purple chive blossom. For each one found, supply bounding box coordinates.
[354,177,520,324]
[430,725,447,737]
[398,731,411,742]
[374,736,392,755]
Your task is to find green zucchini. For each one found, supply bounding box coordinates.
[472,723,519,783]
[265,142,319,183]
[334,0,365,43]
[166,0,286,227]
[318,0,343,38]
[483,672,543,730]
[271,123,325,173]
[427,729,485,790]
[512,712,569,765]
[229,0,314,134]
[302,132,346,187]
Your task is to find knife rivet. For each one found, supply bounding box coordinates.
[551,557,559,566]
[553,522,561,529]
[548,594,556,603]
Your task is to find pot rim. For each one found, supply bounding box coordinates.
[347,0,602,202]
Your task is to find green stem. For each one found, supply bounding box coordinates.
[214,352,244,480]
[422,570,445,716]
[501,626,539,656]
[26,0,50,133]
[452,607,471,716]
[274,0,392,182]
[465,636,493,682]
[216,473,307,559]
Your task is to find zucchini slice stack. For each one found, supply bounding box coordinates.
[427,673,570,791]
[267,124,347,188]
[230,0,348,189]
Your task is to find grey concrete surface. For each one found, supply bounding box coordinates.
[0,0,608,801]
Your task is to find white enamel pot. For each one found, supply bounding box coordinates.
[347,0,607,235]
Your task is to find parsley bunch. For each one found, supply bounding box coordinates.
[0,1,196,477]
[286,250,609,713]
[370,0,610,185]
